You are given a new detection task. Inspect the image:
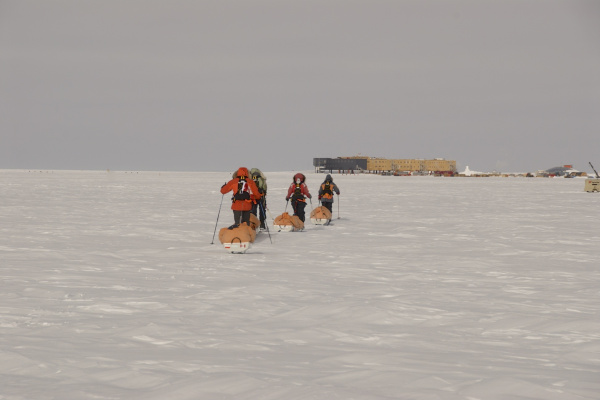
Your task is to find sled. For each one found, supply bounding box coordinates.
[218,223,256,253]
[274,223,295,232]
[223,240,251,254]
[310,206,332,225]
[273,212,304,232]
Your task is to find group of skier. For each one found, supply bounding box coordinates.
[220,167,268,229]
[285,172,340,223]
[220,169,340,228]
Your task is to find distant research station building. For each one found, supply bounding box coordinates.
[313,156,457,175]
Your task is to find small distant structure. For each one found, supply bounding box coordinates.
[313,156,456,175]
[313,157,366,173]
[585,179,600,192]
[459,166,489,177]
[542,165,587,178]
[585,162,600,192]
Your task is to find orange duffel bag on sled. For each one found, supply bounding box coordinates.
[219,222,257,253]
[310,206,332,225]
[273,212,304,232]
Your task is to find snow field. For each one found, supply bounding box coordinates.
[1,170,599,399]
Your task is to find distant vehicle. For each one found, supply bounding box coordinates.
[412,171,430,176]
[434,171,456,177]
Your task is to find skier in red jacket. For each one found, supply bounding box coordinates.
[286,173,312,222]
[221,167,261,226]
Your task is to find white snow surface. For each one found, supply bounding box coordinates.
[1,170,599,400]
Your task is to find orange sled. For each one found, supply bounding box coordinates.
[218,222,257,253]
[273,212,304,232]
[310,206,332,225]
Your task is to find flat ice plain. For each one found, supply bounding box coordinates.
[1,170,599,400]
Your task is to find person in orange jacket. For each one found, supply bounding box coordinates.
[286,172,311,222]
[221,167,261,226]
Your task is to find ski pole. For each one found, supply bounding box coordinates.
[263,195,273,221]
[337,195,340,219]
[211,194,225,244]
[259,201,272,244]
[267,206,275,221]
[284,199,289,212]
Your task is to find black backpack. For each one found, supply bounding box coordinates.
[233,177,251,201]
[291,183,304,200]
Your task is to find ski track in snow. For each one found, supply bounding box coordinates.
[1,170,599,399]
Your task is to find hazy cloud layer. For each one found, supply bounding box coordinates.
[1,0,599,172]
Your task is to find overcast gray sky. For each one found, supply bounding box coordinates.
[1,0,599,173]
